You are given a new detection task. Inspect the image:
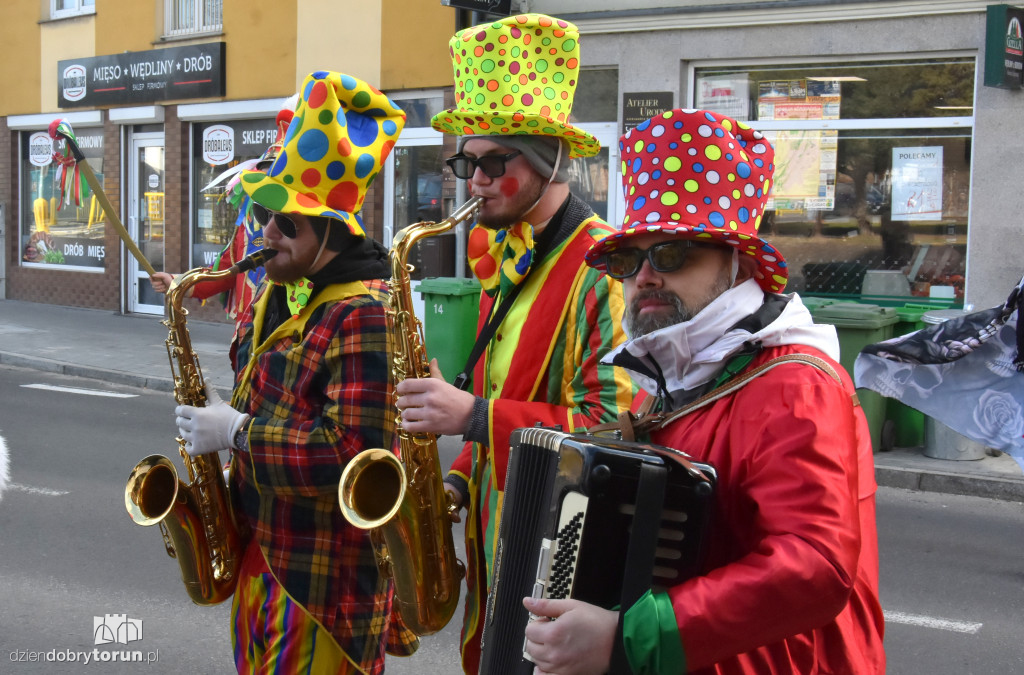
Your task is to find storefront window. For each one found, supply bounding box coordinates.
[568,67,618,221]
[574,67,619,123]
[191,117,277,268]
[695,58,974,302]
[394,93,445,128]
[20,128,106,269]
[393,143,452,279]
[386,94,453,278]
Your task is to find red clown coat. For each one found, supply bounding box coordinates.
[636,343,886,674]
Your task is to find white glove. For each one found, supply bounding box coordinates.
[175,382,249,457]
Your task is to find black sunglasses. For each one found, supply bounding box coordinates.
[445,150,522,179]
[601,240,716,280]
[251,202,298,238]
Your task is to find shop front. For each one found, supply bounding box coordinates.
[559,3,1024,311]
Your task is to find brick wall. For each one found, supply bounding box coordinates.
[2,119,11,294]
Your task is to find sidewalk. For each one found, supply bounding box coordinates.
[2,298,1022,502]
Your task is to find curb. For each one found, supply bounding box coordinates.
[875,464,1024,503]
[1,351,176,393]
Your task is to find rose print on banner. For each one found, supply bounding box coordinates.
[971,390,1024,450]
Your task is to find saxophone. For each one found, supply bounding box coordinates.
[124,249,277,606]
[339,197,481,636]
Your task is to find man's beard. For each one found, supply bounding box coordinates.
[625,270,733,337]
[265,248,318,284]
[476,172,548,229]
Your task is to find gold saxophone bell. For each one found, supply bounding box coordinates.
[124,250,276,606]
[338,197,481,636]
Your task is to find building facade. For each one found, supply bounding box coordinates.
[2,0,1022,318]
[533,0,1024,311]
[0,0,458,319]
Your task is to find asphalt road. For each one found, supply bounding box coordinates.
[1,365,1021,674]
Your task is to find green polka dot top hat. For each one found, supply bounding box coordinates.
[241,71,406,237]
[586,108,788,293]
[430,13,599,159]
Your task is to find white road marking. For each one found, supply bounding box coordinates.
[21,383,137,398]
[9,483,69,497]
[884,610,983,634]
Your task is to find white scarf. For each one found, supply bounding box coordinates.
[603,279,840,399]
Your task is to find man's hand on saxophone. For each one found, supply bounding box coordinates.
[395,358,476,438]
[175,382,250,456]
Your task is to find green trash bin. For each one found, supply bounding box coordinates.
[801,296,837,314]
[415,277,481,382]
[810,303,899,452]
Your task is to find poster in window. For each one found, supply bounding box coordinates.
[763,129,839,211]
[695,75,750,121]
[757,78,840,121]
[757,78,840,211]
[891,147,943,221]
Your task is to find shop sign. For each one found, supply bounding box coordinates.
[57,42,226,108]
[439,0,512,15]
[622,91,674,135]
[23,233,106,267]
[984,4,1024,89]
[202,124,235,165]
[28,132,53,167]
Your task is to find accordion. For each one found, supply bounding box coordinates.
[479,427,716,674]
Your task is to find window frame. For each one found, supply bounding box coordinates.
[686,52,977,302]
[163,0,223,39]
[51,0,95,20]
[18,126,107,272]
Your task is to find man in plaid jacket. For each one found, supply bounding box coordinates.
[174,71,416,675]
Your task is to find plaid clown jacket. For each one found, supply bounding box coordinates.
[229,277,417,674]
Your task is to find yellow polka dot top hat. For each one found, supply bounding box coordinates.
[241,70,406,237]
[430,13,599,159]
[586,109,788,293]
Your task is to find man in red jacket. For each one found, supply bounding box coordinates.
[521,109,886,674]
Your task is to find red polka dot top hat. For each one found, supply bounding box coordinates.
[241,71,406,237]
[586,109,788,293]
[430,13,599,159]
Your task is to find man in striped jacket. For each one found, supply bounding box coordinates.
[394,14,635,673]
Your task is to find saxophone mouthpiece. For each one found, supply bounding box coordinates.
[231,249,278,273]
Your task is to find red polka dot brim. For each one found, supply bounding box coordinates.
[586,109,788,293]
[430,14,599,159]
[241,71,406,237]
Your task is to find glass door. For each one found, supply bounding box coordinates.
[128,132,165,314]
[383,128,451,279]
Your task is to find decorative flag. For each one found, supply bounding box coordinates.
[48,118,90,209]
[855,275,1024,467]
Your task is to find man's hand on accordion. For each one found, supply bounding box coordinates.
[522,597,616,675]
